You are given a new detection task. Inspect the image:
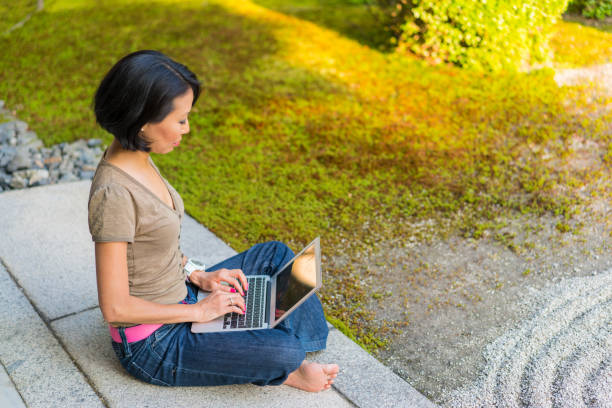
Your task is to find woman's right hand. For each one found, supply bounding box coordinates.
[193,289,246,323]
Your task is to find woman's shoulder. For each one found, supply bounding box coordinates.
[88,178,134,214]
[89,162,135,198]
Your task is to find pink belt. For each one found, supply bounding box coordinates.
[109,323,163,343]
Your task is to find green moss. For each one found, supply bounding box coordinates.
[0,0,37,35]
[556,222,572,233]
[326,315,369,351]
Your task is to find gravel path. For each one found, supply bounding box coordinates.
[441,270,612,408]
[554,63,612,97]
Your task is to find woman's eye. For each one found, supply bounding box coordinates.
[179,120,187,125]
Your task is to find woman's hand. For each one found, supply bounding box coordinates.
[193,288,245,323]
[191,268,249,296]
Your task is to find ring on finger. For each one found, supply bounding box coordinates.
[229,296,234,306]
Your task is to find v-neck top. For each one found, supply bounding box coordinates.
[88,148,187,326]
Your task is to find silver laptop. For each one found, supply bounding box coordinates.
[191,237,322,333]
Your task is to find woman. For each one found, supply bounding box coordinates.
[89,50,338,391]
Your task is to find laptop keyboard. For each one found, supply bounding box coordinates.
[223,275,266,329]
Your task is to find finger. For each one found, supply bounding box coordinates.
[223,276,245,296]
[217,283,236,293]
[229,304,245,315]
[221,292,245,313]
[233,269,249,292]
[231,294,246,311]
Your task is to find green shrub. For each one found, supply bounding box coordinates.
[378,0,570,71]
[568,0,612,19]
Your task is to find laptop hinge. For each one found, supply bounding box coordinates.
[264,278,271,325]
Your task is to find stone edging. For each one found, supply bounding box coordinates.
[0,100,104,192]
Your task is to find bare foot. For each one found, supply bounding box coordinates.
[284,360,339,392]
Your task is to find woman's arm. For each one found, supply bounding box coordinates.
[95,242,245,325]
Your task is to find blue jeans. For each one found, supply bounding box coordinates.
[111,241,329,386]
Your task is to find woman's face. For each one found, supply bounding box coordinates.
[143,87,194,154]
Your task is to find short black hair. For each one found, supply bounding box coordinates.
[93,50,201,152]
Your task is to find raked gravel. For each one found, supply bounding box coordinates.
[441,269,612,408]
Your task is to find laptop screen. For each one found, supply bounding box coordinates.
[273,242,318,322]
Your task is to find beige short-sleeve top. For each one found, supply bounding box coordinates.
[88,149,188,321]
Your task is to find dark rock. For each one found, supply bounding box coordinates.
[0,172,11,188]
[79,170,95,180]
[44,156,62,165]
[9,172,27,189]
[59,158,74,174]
[59,172,79,183]
[6,149,32,173]
[80,149,95,165]
[87,138,102,147]
[22,138,42,150]
[28,169,50,186]
[81,165,97,172]
[0,122,16,142]
[17,130,37,145]
[0,146,17,168]
[14,120,28,135]
[48,169,59,182]
[63,140,87,155]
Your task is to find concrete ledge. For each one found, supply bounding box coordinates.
[0,362,26,408]
[0,263,103,407]
[51,308,354,408]
[0,182,97,321]
[313,328,437,408]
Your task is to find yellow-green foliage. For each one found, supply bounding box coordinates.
[550,20,612,66]
[392,0,570,71]
[0,0,610,351]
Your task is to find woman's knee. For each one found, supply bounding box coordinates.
[254,241,294,275]
[262,240,293,256]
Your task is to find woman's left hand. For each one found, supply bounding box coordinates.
[192,268,248,296]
